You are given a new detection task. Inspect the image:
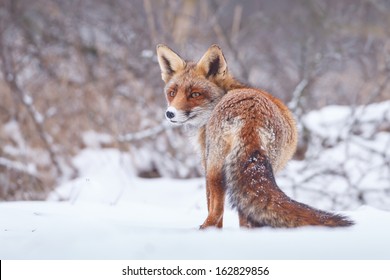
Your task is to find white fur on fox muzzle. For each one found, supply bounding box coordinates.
[165,106,188,124]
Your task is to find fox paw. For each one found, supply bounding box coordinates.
[199,218,223,229]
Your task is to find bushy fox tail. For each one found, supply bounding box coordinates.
[223,148,354,228]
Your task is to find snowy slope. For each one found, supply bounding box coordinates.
[1,148,390,260]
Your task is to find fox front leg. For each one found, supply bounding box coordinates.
[200,167,225,229]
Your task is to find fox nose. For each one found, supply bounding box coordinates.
[166,110,175,119]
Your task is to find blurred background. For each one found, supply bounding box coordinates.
[0,0,389,209]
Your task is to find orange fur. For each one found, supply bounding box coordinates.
[156,44,353,228]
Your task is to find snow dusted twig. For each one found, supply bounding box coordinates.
[117,122,172,142]
[288,78,309,114]
[0,157,36,176]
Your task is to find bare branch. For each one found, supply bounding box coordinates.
[288,78,309,114]
[117,122,172,143]
[0,42,63,177]
[0,157,36,176]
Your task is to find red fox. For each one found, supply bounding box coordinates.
[156,44,353,228]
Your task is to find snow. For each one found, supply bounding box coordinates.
[303,101,390,142]
[0,157,36,176]
[3,120,26,150]
[141,49,154,58]
[278,101,390,210]
[82,131,113,149]
[1,101,390,260]
[0,148,389,260]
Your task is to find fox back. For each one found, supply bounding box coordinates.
[156,44,353,228]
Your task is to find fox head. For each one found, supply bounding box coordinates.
[156,44,229,127]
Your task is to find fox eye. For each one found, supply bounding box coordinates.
[168,91,175,97]
[190,92,201,98]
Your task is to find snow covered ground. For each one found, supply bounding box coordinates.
[1,148,390,260]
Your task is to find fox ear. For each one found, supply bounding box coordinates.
[156,44,186,83]
[197,44,227,79]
